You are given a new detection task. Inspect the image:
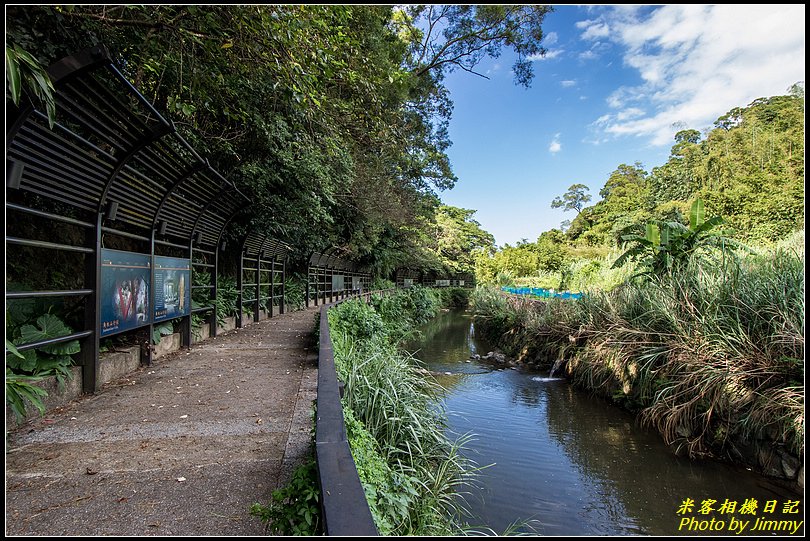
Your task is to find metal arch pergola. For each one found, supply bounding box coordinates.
[6,45,251,393]
[237,231,292,327]
[306,248,372,307]
[394,268,475,288]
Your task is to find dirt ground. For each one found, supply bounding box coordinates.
[5,307,320,536]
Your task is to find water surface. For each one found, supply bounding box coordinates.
[406,309,803,536]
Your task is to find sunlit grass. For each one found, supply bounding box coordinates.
[329,290,479,535]
[471,242,805,461]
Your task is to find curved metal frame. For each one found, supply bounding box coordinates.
[306,249,372,307]
[5,46,250,390]
[237,229,292,326]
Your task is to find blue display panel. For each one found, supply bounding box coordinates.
[100,249,151,337]
[154,256,191,322]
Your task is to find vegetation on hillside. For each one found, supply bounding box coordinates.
[476,85,804,287]
[472,232,804,468]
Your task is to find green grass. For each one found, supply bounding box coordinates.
[329,289,476,535]
[471,241,805,463]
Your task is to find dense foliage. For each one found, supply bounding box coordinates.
[6,5,548,276]
[327,288,474,535]
[250,458,321,535]
[472,233,805,467]
[477,87,804,286]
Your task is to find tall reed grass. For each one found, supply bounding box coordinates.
[472,241,805,467]
[328,288,475,535]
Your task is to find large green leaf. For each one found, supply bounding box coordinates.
[694,215,724,235]
[11,44,56,127]
[7,349,38,372]
[5,338,24,359]
[689,198,705,231]
[151,321,175,345]
[645,223,660,247]
[6,46,21,105]
[6,368,47,421]
[18,313,81,355]
[33,355,74,388]
[659,224,671,247]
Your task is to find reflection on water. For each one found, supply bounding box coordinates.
[405,310,804,536]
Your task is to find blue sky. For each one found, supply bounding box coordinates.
[437,4,806,247]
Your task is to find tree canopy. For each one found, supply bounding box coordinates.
[7,5,548,274]
[551,183,592,214]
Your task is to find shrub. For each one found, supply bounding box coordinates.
[471,242,805,461]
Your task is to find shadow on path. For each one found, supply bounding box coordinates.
[5,307,320,536]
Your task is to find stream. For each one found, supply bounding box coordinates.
[405,309,804,536]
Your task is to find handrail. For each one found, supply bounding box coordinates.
[315,289,395,536]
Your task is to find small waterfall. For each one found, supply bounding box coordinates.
[468,322,477,355]
[549,359,565,379]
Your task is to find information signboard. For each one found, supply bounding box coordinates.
[100,249,151,337]
[154,256,191,322]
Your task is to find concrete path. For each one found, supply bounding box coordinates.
[5,307,320,536]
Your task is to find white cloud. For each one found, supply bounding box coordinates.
[549,133,562,154]
[560,80,576,88]
[578,41,612,62]
[583,5,806,146]
[544,31,559,46]
[616,107,645,121]
[576,19,610,40]
[528,49,563,62]
[486,62,502,75]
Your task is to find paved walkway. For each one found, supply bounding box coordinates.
[5,307,320,536]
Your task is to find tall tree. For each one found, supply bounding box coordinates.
[6,5,551,274]
[397,5,552,86]
[551,183,592,214]
[432,205,495,273]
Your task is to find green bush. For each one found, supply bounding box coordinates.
[6,300,80,422]
[329,289,473,535]
[250,458,321,535]
[214,274,239,326]
[330,299,386,340]
[404,285,440,324]
[471,242,805,461]
[434,287,471,309]
[284,272,306,311]
[343,407,419,535]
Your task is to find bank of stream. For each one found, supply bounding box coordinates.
[406,309,804,536]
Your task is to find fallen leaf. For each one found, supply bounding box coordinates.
[176,477,186,482]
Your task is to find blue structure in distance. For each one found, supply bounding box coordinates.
[502,286,583,300]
